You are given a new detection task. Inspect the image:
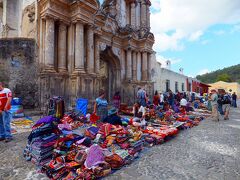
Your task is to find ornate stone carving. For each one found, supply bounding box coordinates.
[103,17,119,34]
[99,42,107,51]
[23,4,36,23]
[102,0,117,18]
[21,3,36,38]
[112,47,121,59]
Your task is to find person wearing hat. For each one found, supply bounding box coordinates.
[103,107,122,125]
[210,89,219,121]
[93,89,108,122]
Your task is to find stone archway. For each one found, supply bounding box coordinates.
[99,46,121,102]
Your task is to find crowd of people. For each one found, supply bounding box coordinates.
[92,86,238,125]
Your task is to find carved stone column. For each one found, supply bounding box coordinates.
[147,53,151,80]
[132,51,137,81]
[86,26,94,74]
[131,3,136,28]
[137,52,142,81]
[74,22,85,72]
[94,35,100,74]
[141,2,147,27]
[126,49,132,80]
[67,24,74,73]
[146,4,150,28]
[136,3,141,29]
[45,17,55,71]
[142,51,148,81]
[58,22,67,72]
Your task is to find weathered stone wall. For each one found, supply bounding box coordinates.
[0,38,38,109]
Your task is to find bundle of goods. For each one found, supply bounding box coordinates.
[24,116,60,167]
[10,98,24,118]
[47,96,65,118]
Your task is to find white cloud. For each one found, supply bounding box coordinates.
[151,0,240,52]
[188,30,203,41]
[197,69,210,75]
[214,30,226,35]
[230,24,240,33]
[201,40,210,45]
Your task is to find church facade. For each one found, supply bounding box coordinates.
[1,0,155,109]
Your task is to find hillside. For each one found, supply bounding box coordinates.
[196,64,240,84]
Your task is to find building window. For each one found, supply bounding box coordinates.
[175,82,178,93]
[182,83,185,92]
[166,80,170,92]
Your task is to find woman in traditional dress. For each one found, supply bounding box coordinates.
[93,90,108,121]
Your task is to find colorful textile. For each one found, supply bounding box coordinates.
[84,144,105,169]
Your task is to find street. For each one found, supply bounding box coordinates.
[0,107,240,180]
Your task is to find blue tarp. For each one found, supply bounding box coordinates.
[75,98,88,116]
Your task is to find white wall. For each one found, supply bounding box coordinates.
[151,56,188,93]
[159,68,187,93]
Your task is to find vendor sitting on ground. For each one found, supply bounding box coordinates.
[132,102,146,126]
[103,108,122,126]
[93,89,108,121]
[133,102,146,118]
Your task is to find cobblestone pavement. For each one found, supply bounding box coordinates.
[0,108,240,180]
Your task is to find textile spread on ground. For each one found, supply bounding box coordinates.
[23,98,211,179]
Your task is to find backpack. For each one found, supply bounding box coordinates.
[222,94,231,104]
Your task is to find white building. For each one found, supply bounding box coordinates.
[151,58,188,93]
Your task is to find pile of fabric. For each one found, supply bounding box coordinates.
[24,116,60,167]
[24,102,210,179]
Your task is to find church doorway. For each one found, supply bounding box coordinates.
[99,46,121,102]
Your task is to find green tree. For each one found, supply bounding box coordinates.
[216,73,232,82]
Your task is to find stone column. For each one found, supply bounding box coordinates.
[142,51,148,81]
[141,2,147,27]
[67,24,74,73]
[147,53,151,80]
[94,35,100,74]
[45,17,55,71]
[132,51,137,81]
[146,4,150,28]
[58,22,67,72]
[74,22,85,72]
[86,26,94,74]
[126,49,132,80]
[137,52,142,81]
[131,3,136,28]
